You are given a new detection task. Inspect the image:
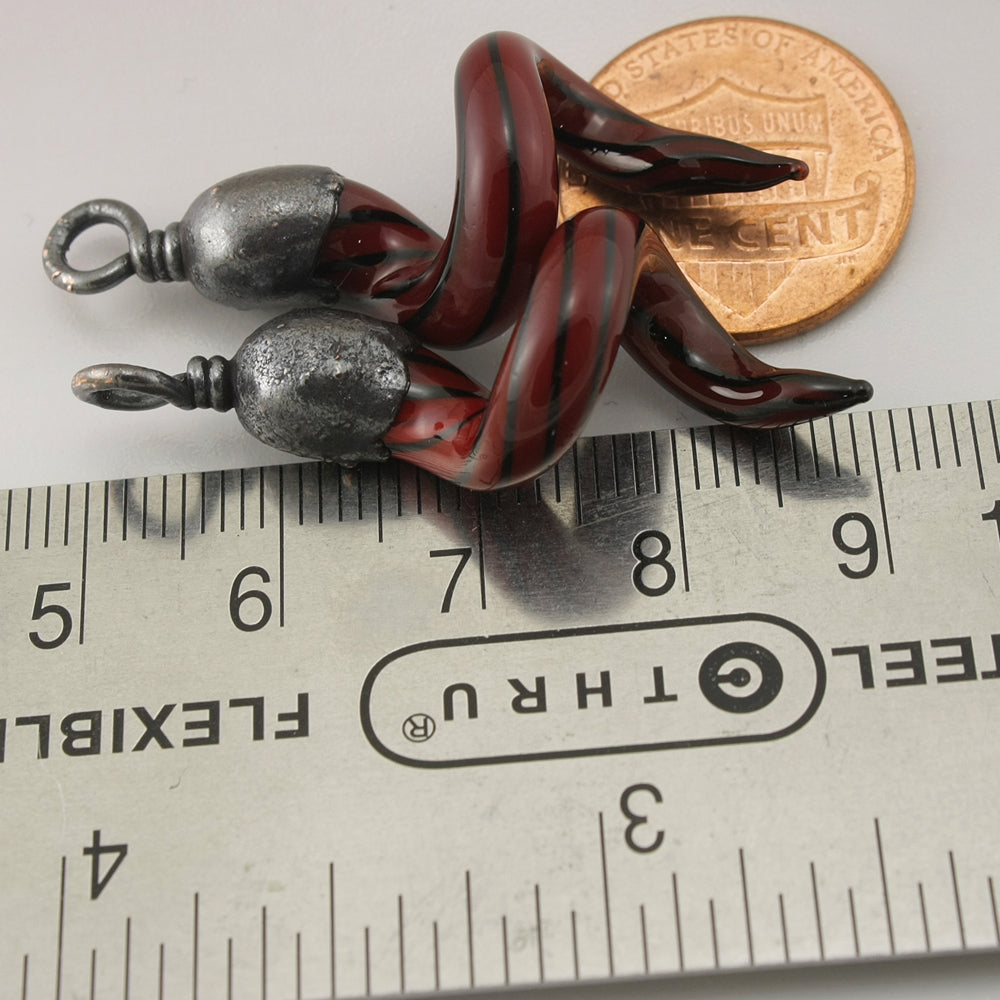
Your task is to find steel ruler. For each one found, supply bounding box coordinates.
[3,399,1000,999]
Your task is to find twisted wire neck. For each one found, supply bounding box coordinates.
[132,221,186,283]
[183,355,233,411]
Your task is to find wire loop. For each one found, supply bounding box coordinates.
[43,200,184,293]
[72,357,231,412]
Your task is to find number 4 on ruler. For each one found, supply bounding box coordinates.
[82,829,127,899]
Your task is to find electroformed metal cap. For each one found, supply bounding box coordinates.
[232,308,414,464]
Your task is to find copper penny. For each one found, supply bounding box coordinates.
[560,17,915,343]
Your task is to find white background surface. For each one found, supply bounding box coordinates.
[3,0,999,996]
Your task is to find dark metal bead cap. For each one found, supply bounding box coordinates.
[232,308,414,465]
[180,166,345,309]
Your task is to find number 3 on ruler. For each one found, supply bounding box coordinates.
[620,783,665,854]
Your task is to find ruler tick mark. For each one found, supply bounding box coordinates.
[947,404,962,467]
[56,856,66,1000]
[598,811,614,975]
[571,443,583,525]
[949,850,967,948]
[810,861,825,960]
[161,476,168,538]
[465,869,475,987]
[180,474,187,560]
[740,847,754,964]
[121,479,129,540]
[476,497,487,610]
[376,466,384,542]
[989,877,1000,944]
[5,487,13,550]
[329,862,337,998]
[20,954,28,1000]
[261,905,268,1000]
[63,484,71,546]
[101,481,110,543]
[790,426,802,481]
[867,414,895,575]
[907,407,921,470]
[778,894,789,962]
[124,916,132,1000]
[192,891,200,1000]
[295,932,302,1000]
[888,410,901,472]
[928,406,942,469]
[769,430,784,507]
[639,904,649,973]
[874,818,896,954]
[200,472,207,535]
[750,432,761,485]
[259,466,266,529]
[433,920,441,991]
[501,915,510,985]
[296,465,305,526]
[364,927,371,996]
[988,401,1000,463]
[848,888,860,956]
[239,469,246,531]
[708,899,719,968]
[89,948,96,1000]
[968,402,986,489]
[23,486,31,550]
[688,428,700,490]
[728,428,741,487]
[535,883,545,982]
[570,910,580,979]
[218,471,226,533]
[44,485,51,547]
[397,894,405,993]
[158,943,165,1000]
[650,431,661,494]
[79,483,90,644]
[668,432,690,592]
[672,872,684,971]
[918,882,931,950]
[315,463,325,524]
[809,420,821,478]
[413,467,424,515]
[278,467,286,627]
[848,413,861,476]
